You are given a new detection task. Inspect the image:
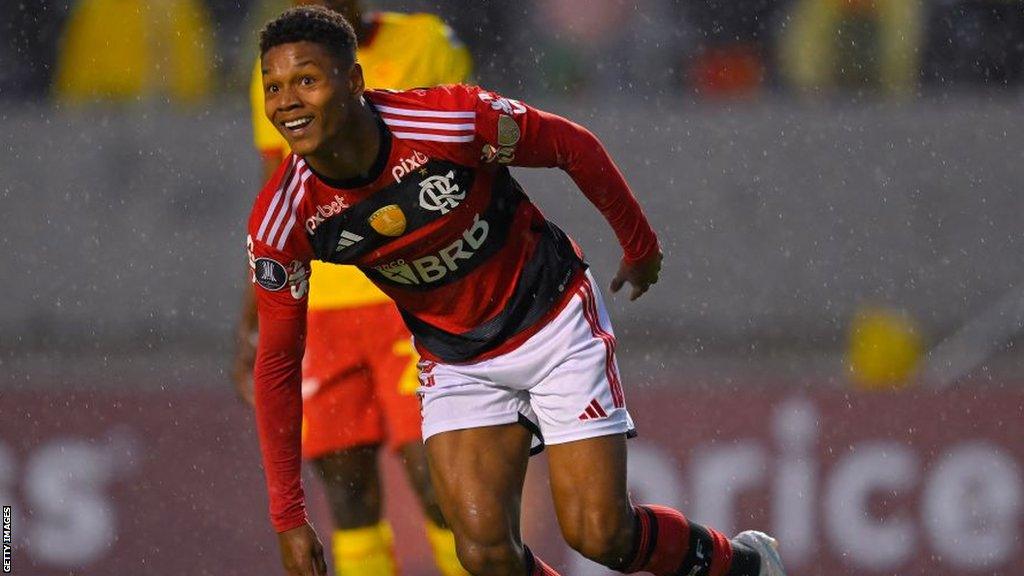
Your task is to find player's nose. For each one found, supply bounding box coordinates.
[276,86,302,111]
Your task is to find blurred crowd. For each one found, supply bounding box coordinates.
[2,0,1024,104]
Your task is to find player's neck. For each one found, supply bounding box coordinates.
[306,98,380,183]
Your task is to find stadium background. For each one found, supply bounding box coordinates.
[1,0,1023,574]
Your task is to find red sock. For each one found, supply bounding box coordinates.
[624,505,733,576]
[524,545,561,575]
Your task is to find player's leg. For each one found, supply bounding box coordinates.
[397,430,467,576]
[302,308,395,576]
[545,434,632,566]
[313,446,398,576]
[396,441,446,527]
[424,422,535,576]
[547,434,763,575]
[398,439,471,576]
[417,351,562,575]
[527,273,775,575]
[314,446,382,528]
[370,305,467,575]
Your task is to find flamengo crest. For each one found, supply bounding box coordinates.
[419,170,465,215]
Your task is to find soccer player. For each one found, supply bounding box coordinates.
[233,2,471,575]
[247,6,787,576]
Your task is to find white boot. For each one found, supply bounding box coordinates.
[733,531,786,576]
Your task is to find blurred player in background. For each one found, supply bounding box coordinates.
[247,6,786,576]
[232,2,471,575]
[54,0,214,103]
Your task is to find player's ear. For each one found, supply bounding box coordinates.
[348,62,365,97]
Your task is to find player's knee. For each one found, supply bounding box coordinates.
[447,512,523,574]
[421,501,449,529]
[315,467,380,524]
[325,485,381,527]
[316,457,382,526]
[454,538,521,575]
[560,508,634,567]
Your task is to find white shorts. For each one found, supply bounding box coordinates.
[417,270,636,450]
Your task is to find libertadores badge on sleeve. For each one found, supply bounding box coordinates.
[253,258,288,291]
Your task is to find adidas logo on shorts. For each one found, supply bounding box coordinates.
[577,398,608,421]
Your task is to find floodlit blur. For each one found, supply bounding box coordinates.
[1,1,1022,575]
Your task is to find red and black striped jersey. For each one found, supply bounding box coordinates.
[247,84,659,532]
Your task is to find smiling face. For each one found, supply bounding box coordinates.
[261,40,363,157]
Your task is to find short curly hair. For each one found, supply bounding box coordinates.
[259,5,357,65]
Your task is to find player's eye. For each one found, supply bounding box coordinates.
[265,84,279,95]
[300,76,316,86]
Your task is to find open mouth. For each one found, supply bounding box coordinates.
[282,116,314,132]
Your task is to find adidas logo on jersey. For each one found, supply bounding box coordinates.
[335,230,364,252]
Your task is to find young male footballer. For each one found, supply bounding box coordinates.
[233,1,470,574]
[246,6,787,576]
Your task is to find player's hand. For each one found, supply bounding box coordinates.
[610,250,662,301]
[231,330,257,406]
[277,523,328,576]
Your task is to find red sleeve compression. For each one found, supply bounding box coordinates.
[246,216,312,532]
[515,109,660,264]
[469,88,660,264]
[253,304,308,532]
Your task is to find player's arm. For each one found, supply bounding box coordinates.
[254,287,325,574]
[252,270,308,534]
[473,89,662,299]
[247,236,326,575]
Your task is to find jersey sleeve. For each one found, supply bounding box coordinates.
[470,87,660,264]
[246,181,313,532]
[250,59,290,159]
